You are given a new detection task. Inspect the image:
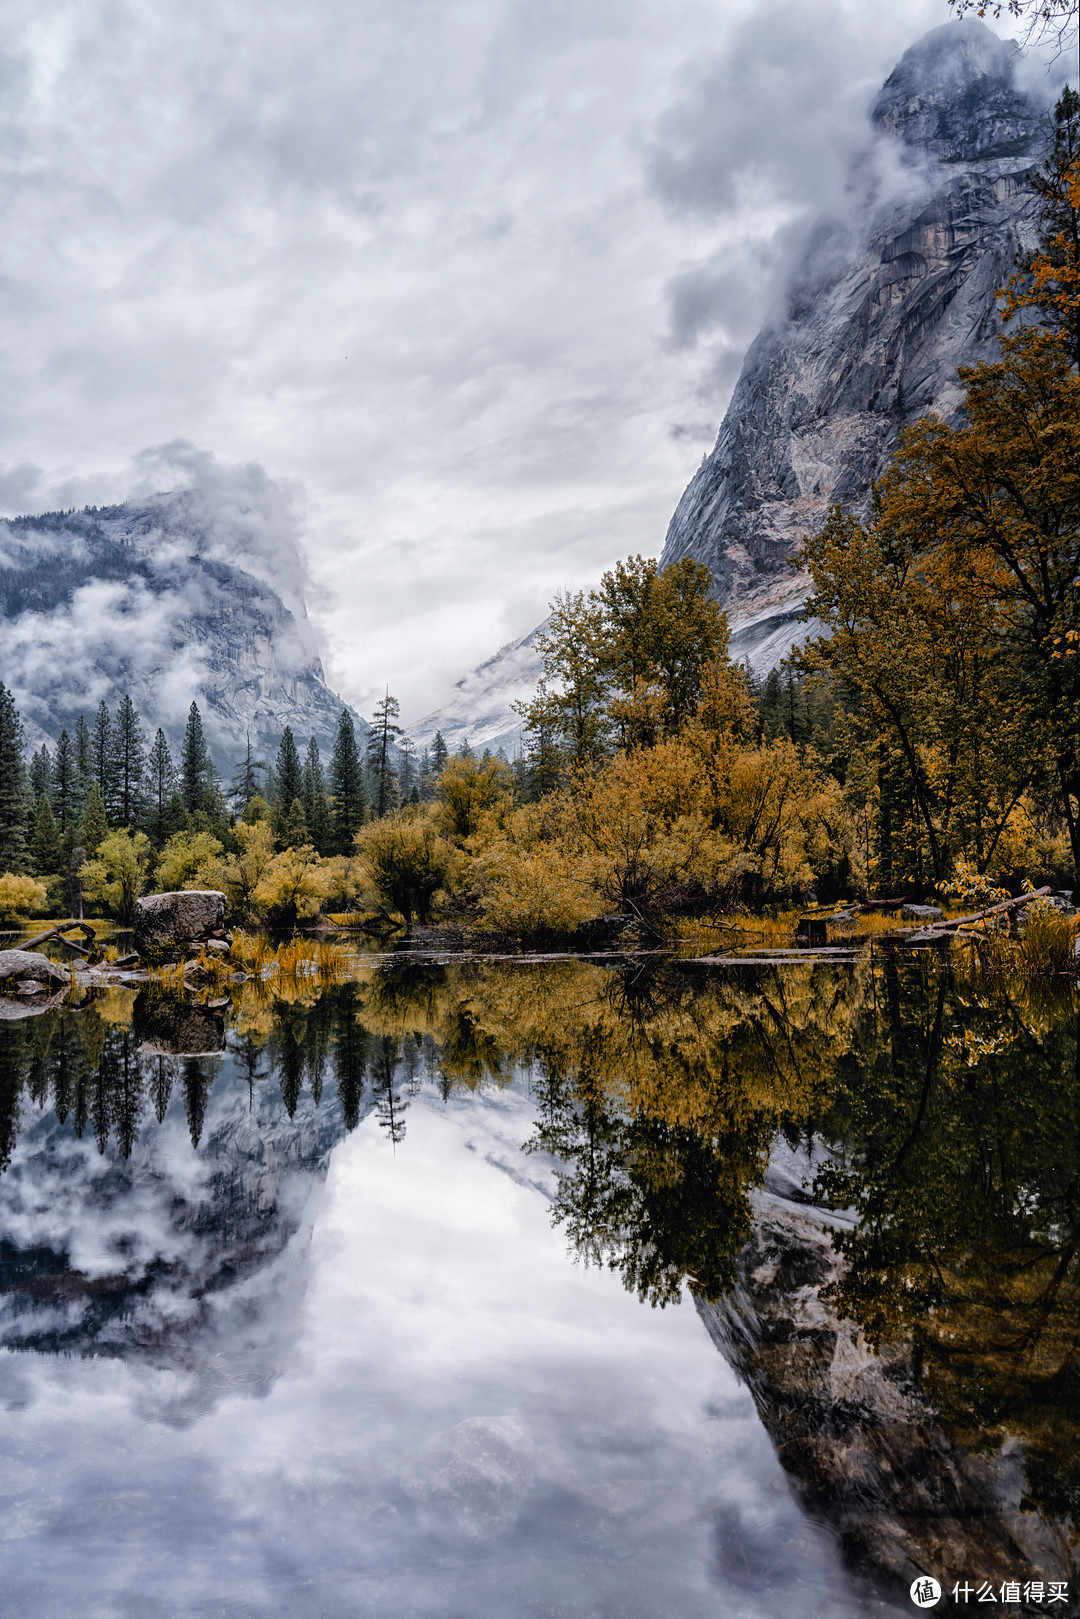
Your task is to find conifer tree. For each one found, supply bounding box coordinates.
[29,744,52,806]
[180,702,210,812]
[92,700,119,816]
[229,734,266,812]
[0,682,28,873]
[367,691,402,819]
[111,695,146,826]
[74,714,93,808]
[280,796,309,849]
[431,731,448,777]
[51,729,79,830]
[399,734,417,802]
[302,736,330,853]
[274,727,304,826]
[328,709,367,853]
[78,781,108,854]
[30,795,63,874]
[146,729,177,847]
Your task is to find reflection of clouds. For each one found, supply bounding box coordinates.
[0,1083,866,1617]
[0,1064,346,1374]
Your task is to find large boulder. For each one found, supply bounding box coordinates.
[0,950,71,986]
[133,890,226,955]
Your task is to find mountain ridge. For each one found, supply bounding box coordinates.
[0,486,365,766]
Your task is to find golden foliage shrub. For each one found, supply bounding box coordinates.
[0,873,48,924]
[355,809,455,927]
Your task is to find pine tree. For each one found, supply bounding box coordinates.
[79,780,109,854]
[146,729,177,847]
[51,729,79,830]
[431,732,448,776]
[328,709,368,853]
[399,734,417,802]
[30,794,63,875]
[111,695,146,826]
[229,734,266,812]
[273,727,304,830]
[281,796,309,849]
[74,714,93,808]
[0,682,28,873]
[29,744,52,806]
[92,700,119,816]
[180,702,210,812]
[302,736,330,854]
[367,691,402,819]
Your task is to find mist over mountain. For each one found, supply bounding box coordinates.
[0,448,364,765]
[413,20,1055,749]
[660,20,1048,669]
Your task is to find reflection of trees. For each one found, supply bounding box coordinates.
[3,954,1077,1541]
[814,954,1080,1536]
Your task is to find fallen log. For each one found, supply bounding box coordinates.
[927,885,1050,933]
[877,886,1053,944]
[21,921,97,953]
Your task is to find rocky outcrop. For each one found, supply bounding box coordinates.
[0,950,70,987]
[660,21,1048,673]
[132,889,226,955]
[697,1182,1078,1607]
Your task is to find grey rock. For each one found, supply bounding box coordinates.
[900,903,944,922]
[412,23,1053,753]
[659,21,1047,674]
[0,949,70,986]
[133,890,225,954]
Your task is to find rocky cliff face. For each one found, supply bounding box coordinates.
[660,20,1047,673]
[0,489,364,763]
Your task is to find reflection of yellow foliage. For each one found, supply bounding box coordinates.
[96,988,139,1028]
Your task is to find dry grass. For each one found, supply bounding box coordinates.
[955,909,1079,978]
[230,931,358,985]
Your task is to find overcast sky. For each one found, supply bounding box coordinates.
[0,0,1052,722]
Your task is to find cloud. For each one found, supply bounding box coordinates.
[0,0,1045,723]
[131,442,310,620]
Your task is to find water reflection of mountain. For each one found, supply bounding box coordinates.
[0,953,1078,1608]
[0,986,399,1371]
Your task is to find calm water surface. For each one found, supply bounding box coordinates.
[0,950,1077,1617]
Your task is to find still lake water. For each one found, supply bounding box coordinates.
[0,948,1077,1617]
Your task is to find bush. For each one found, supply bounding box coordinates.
[79,830,152,926]
[0,873,48,925]
[156,829,225,891]
[356,812,455,928]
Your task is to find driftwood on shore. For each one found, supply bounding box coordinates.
[881,885,1052,942]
